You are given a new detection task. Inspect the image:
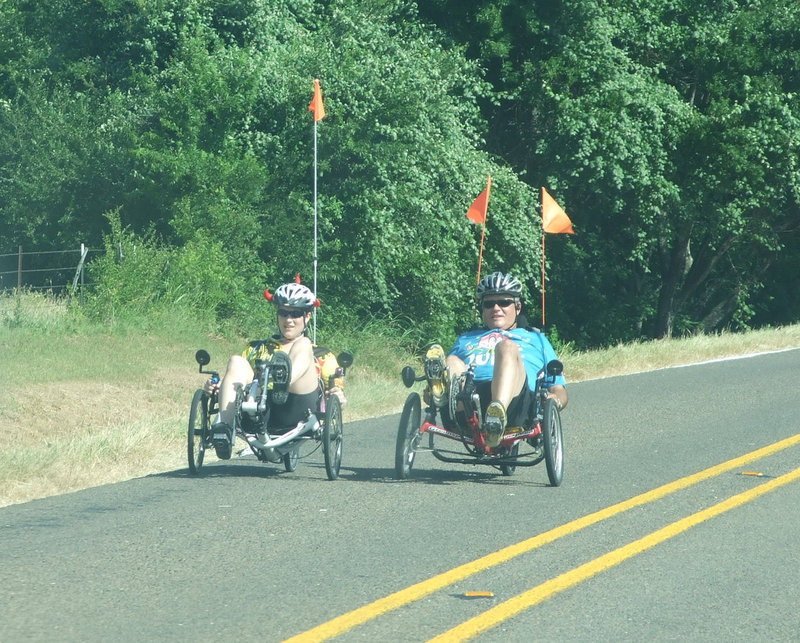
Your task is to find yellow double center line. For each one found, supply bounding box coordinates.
[432,463,800,642]
[286,433,800,643]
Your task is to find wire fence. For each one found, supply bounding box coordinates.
[0,245,101,303]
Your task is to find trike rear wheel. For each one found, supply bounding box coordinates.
[542,398,564,486]
[395,393,422,480]
[187,389,208,474]
[283,447,299,472]
[323,394,343,480]
[500,442,519,476]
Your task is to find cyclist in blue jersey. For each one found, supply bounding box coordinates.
[425,271,567,447]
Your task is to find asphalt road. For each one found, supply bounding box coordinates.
[2,348,799,642]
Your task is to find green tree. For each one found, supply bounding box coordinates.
[1,0,541,340]
[6,0,797,346]
[420,0,800,343]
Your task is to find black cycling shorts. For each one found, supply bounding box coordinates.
[474,377,536,429]
[269,390,320,431]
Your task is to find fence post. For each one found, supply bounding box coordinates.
[81,247,86,305]
[71,244,89,303]
[17,245,22,290]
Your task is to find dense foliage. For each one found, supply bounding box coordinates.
[420,0,800,344]
[1,0,798,347]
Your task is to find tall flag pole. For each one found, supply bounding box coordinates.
[466,175,492,286]
[308,78,326,343]
[541,186,575,327]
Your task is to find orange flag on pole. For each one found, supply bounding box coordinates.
[466,176,492,224]
[466,176,491,286]
[541,187,574,234]
[309,78,326,122]
[540,186,574,327]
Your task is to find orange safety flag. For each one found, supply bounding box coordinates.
[309,78,326,122]
[542,187,575,234]
[466,176,492,224]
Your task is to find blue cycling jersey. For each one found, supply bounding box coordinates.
[449,327,566,390]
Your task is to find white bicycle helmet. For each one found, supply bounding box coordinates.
[268,282,319,309]
[476,271,523,301]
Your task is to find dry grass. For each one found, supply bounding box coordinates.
[2,291,799,507]
[0,342,401,506]
[1,358,211,506]
[562,324,800,382]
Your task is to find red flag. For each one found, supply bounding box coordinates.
[309,78,326,122]
[466,176,492,224]
[541,187,574,234]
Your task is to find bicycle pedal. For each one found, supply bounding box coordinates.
[271,364,289,384]
[424,345,446,378]
[425,361,444,379]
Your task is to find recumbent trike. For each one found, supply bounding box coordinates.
[187,348,353,480]
[394,359,564,485]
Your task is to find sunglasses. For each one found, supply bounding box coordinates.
[482,298,516,310]
[278,309,306,319]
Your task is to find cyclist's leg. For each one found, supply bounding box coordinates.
[216,355,253,426]
[484,340,526,446]
[490,339,526,410]
[270,340,317,403]
[445,354,467,379]
[288,344,318,395]
[441,354,470,430]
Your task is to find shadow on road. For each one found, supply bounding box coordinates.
[355,467,553,487]
[155,459,551,487]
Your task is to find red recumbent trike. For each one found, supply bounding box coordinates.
[394,359,565,485]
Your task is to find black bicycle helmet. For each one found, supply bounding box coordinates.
[476,271,523,301]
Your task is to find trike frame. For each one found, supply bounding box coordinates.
[187,349,351,480]
[394,361,564,485]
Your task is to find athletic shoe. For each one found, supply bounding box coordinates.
[268,351,292,405]
[212,421,233,460]
[424,344,448,408]
[483,401,507,448]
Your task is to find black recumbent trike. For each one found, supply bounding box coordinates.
[187,348,353,480]
[394,359,565,485]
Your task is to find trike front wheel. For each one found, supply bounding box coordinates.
[283,447,299,472]
[395,393,422,480]
[541,398,564,486]
[187,389,209,474]
[500,441,519,476]
[323,394,343,480]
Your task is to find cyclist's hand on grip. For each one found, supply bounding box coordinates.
[203,379,220,395]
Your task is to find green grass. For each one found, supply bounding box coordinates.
[2,290,799,507]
